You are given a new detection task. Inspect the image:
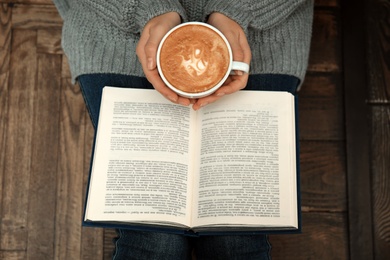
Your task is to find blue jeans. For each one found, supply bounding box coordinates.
[78,73,299,260]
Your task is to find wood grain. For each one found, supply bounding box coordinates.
[0,3,11,49]
[300,141,347,212]
[26,52,61,259]
[37,28,63,54]
[81,226,104,260]
[12,4,62,29]
[0,0,53,4]
[104,229,117,260]
[62,55,71,79]
[298,73,344,141]
[343,0,375,258]
[371,106,390,259]
[270,212,349,259]
[55,78,88,259]
[315,0,339,7]
[0,29,37,251]
[367,0,390,102]
[365,0,390,258]
[308,9,341,73]
[0,251,26,260]
[79,86,105,260]
[0,3,11,235]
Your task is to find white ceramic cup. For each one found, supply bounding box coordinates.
[157,22,250,99]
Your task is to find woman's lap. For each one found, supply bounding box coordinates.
[78,73,298,259]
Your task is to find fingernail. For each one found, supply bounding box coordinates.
[200,102,208,107]
[179,100,189,106]
[168,95,178,102]
[147,58,153,70]
[216,92,225,97]
[235,70,244,76]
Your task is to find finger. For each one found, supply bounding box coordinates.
[145,69,192,105]
[136,29,149,68]
[234,37,252,76]
[192,79,246,110]
[144,25,167,70]
[227,32,245,63]
[192,95,220,111]
[177,96,192,106]
[145,70,179,103]
[238,33,252,65]
[216,74,249,95]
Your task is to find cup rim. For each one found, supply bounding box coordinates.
[156,22,233,99]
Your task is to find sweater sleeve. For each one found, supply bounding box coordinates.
[204,0,311,32]
[79,0,187,34]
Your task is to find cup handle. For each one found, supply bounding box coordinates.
[230,61,250,75]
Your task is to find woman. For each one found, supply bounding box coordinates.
[53,0,313,258]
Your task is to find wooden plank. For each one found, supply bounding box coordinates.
[300,141,347,212]
[315,0,339,7]
[0,3,11,49]
[342,0,374,258]
[0,0,53,4]
[0,251,27,260]
[308,9,341,73]
[104,229,116,260]
[72,76,107,259]
[81,226,104,260]
[26,53,61,259]
[366,0,390,103]
[366,1,390,258]
[81,106,105,260]
[0,3,11,237]
[270,212,349,259]
[54,78,87,259]
[12,4,62,29]
[83,111,95,182]
[37,28,63,54]
[371,106,390,259]
[364,1,390,257]
[298,73,344,141]
[62,55,71,79]
[0,29,37,251]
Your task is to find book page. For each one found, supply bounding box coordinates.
[191,91,297,228]
[85,87,196,227]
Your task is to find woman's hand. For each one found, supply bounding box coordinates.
[136,12,192,106]
[192,12,251,110]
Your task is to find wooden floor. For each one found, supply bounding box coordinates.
[0,0,389,259]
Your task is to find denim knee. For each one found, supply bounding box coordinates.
[112,229,192,260]
[193,234,271,260]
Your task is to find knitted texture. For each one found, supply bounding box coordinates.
[52,0,314,85]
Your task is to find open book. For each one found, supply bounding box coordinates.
[83,87,300,235]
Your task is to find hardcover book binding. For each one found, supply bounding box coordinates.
[83,87,301,236]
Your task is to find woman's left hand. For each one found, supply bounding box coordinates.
[136,12,193,106]
[192,12,251,110]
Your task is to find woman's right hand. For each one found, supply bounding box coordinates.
[136,12,192,106]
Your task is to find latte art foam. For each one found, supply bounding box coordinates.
[159,24,230,93]
[181,45,209,77]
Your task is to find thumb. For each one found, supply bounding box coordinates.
[144,28,167,70]
[229,38,245,63]
[227,37,245,75]
[226,32,251,75]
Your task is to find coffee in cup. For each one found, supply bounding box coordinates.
[157,22,249,98]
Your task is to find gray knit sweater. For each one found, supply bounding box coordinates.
[53,0,314,85]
